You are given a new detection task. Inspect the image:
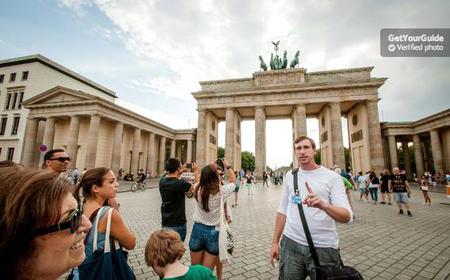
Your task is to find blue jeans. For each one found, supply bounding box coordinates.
[189,222,219,255]
[369,188,378,202]
[279,235,340,280]
[164,224,187,242]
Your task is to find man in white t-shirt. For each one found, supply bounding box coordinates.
[270,136,353,279]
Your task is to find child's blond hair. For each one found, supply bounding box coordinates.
[145,229,186,267]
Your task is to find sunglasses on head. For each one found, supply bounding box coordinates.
[49,157,71,163]
[32,205,83,237]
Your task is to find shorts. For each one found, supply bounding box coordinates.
[189,222,219,255]
[380,185,389,193]
[393,192,409,204]
[359,188,366,194]
[164,223,187,242]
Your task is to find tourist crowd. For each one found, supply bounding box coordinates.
[1,142,447,280]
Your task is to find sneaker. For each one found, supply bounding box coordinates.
[380,201,386,204]
[399,209,404,215]
[407,211,412,216]
[388,202,392,205]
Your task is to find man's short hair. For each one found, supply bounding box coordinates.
[145,229,185,267]
[293,136,316,150]
[164,158,180,173]
[43,149,66,161]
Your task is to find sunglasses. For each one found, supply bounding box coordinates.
[49,157,71,163]
[32,205,83,237]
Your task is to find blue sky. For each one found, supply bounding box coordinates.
[1,0,449,168]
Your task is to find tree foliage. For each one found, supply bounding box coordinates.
[217,147,224,159]
[241,151,255,171]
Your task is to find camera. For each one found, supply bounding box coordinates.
[216,158,225,171]
[186,163,192,169]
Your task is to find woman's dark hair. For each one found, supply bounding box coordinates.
[194,165,220,212]
[75,167,111,201]
[0,167,73,279]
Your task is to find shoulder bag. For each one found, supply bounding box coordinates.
[78,206,136,280]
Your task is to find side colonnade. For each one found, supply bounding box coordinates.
[20,86,196,176]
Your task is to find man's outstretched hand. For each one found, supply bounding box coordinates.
[302,181,328,210]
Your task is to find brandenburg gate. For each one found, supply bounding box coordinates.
[192,66,387,176]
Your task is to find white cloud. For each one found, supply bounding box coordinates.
[57,0,92,16]
[116,99,191,129]
[56,0,450,167]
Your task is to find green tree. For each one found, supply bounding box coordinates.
[344,147,351,171]
[314,149,321,164]
[241,151,255,171]
[217,146,224,159]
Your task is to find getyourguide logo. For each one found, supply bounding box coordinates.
[387,34,444,42]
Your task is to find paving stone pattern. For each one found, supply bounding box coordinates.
[115,183,450,280]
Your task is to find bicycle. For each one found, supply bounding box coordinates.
[130,180,146,192]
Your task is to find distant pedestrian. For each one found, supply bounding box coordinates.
[357,171,368,201]
[380,169,392,205]
[368,171,380,204]
[392,167,412,216]
[420,175,431,206]
[245,171,253,196]
[233,171,240,207]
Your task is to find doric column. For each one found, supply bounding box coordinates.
[294,104,307,138]
[388,135,398,169]
[366,100,384,174]
[111,122,123,175]
[255,107,266,177]
[293,104,307,168]
[170,139,176,158]
[330,102,345,169]
[430,129,443,173]
[130,128,141,173]
[21,118,39,167]
[66,115,80,168]
[187,139,193,163]
[84,115,100,169]
[158,136,166,174]
[225,108,235,166]
[195,110,207,167]
[402,140,412,179]
[413,135,424,177]
[42,117,56,151]
[147,132,156,177]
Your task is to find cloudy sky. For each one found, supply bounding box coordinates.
[1,0,449,168]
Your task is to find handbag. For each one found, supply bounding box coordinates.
[218,193,233,264]
[292,169,363,280]
[78,206,136,280]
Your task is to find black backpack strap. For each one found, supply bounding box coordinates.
[292,169,321,269]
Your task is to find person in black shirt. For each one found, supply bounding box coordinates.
[380,169,392,205]
[392,167,412,216]
[159,158,199,241]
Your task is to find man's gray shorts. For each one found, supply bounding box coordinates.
[279,235,340,280]
[393,192,409,204]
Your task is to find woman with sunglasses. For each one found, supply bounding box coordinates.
[0,165,91,279]
[75,168,136,274]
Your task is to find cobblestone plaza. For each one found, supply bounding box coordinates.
[117,183,450,280]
